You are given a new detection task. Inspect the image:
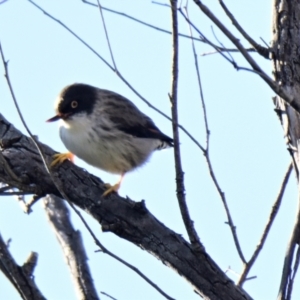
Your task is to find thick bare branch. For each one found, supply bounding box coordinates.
[0,114,253,300]
[0,40,174,300]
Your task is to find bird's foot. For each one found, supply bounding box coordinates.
[51,152,74,167]
[102,182,121,197]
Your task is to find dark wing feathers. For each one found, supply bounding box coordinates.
[101,90,174,146]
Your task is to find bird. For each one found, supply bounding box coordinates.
[47,83,173,196]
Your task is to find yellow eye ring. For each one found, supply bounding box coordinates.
[71,100,78,109]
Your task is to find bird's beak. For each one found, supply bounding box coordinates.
[46,114,62,122]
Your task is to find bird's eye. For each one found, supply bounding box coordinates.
[71,100,78,109]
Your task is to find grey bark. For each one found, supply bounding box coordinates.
[272,1,300,299]
[0,113,253,299]
[0,233,46,300]
[43,195,100,300]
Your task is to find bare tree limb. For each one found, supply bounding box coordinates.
[180,4,247,264]
[43,195,100,300]
[95,0,117,70]
[0,113,253,300]
[0,41,175,300]
[238,163,293,286]
[277,162,300,300]
[0,232,46,300]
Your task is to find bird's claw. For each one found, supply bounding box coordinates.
[51,152,74,167]
[102,182,121,197]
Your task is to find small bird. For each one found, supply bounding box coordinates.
[47,83,173,196]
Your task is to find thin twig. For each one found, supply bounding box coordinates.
[205,151,246,263]
[179,10,241,69]
[100,291,118,300]
[179,6,246,262]
[0,42,175,300]
[28,0,205,154]
[218,0,269,58]
[237,163,293,286]
[200,47,256,56]
[152,0,257,57]
[82,0,204,43]
[182,6,210,149]
[169,0,203,251]
[95,0,117,70]
[210,25,235,64]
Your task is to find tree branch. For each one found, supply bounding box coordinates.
[0,39,174,300]
[43,195,100,300]
[238,163,293,286]
[218,0,269,58]
[0,232,46,300]
[0,113,253,300]
[193,0,300,115]
[169,0,203,251]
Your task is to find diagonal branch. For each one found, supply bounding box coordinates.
[179,4,246,263]
[0,113,253,300]
[218,0,269,58]
[82,0,204,42]
[0,42,174,300]
[238,163,293,286]
[95,0,117,70]
[277,165,300,300]
[0,232,46,300]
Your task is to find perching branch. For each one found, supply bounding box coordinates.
[0,113,253,300]
[0,42,174,300]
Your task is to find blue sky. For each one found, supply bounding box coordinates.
[0,1,297,299]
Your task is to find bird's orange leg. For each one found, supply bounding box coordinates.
[51,152,74,167]
[102,173,125,197]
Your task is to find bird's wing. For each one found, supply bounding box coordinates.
[100,90,174,146]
